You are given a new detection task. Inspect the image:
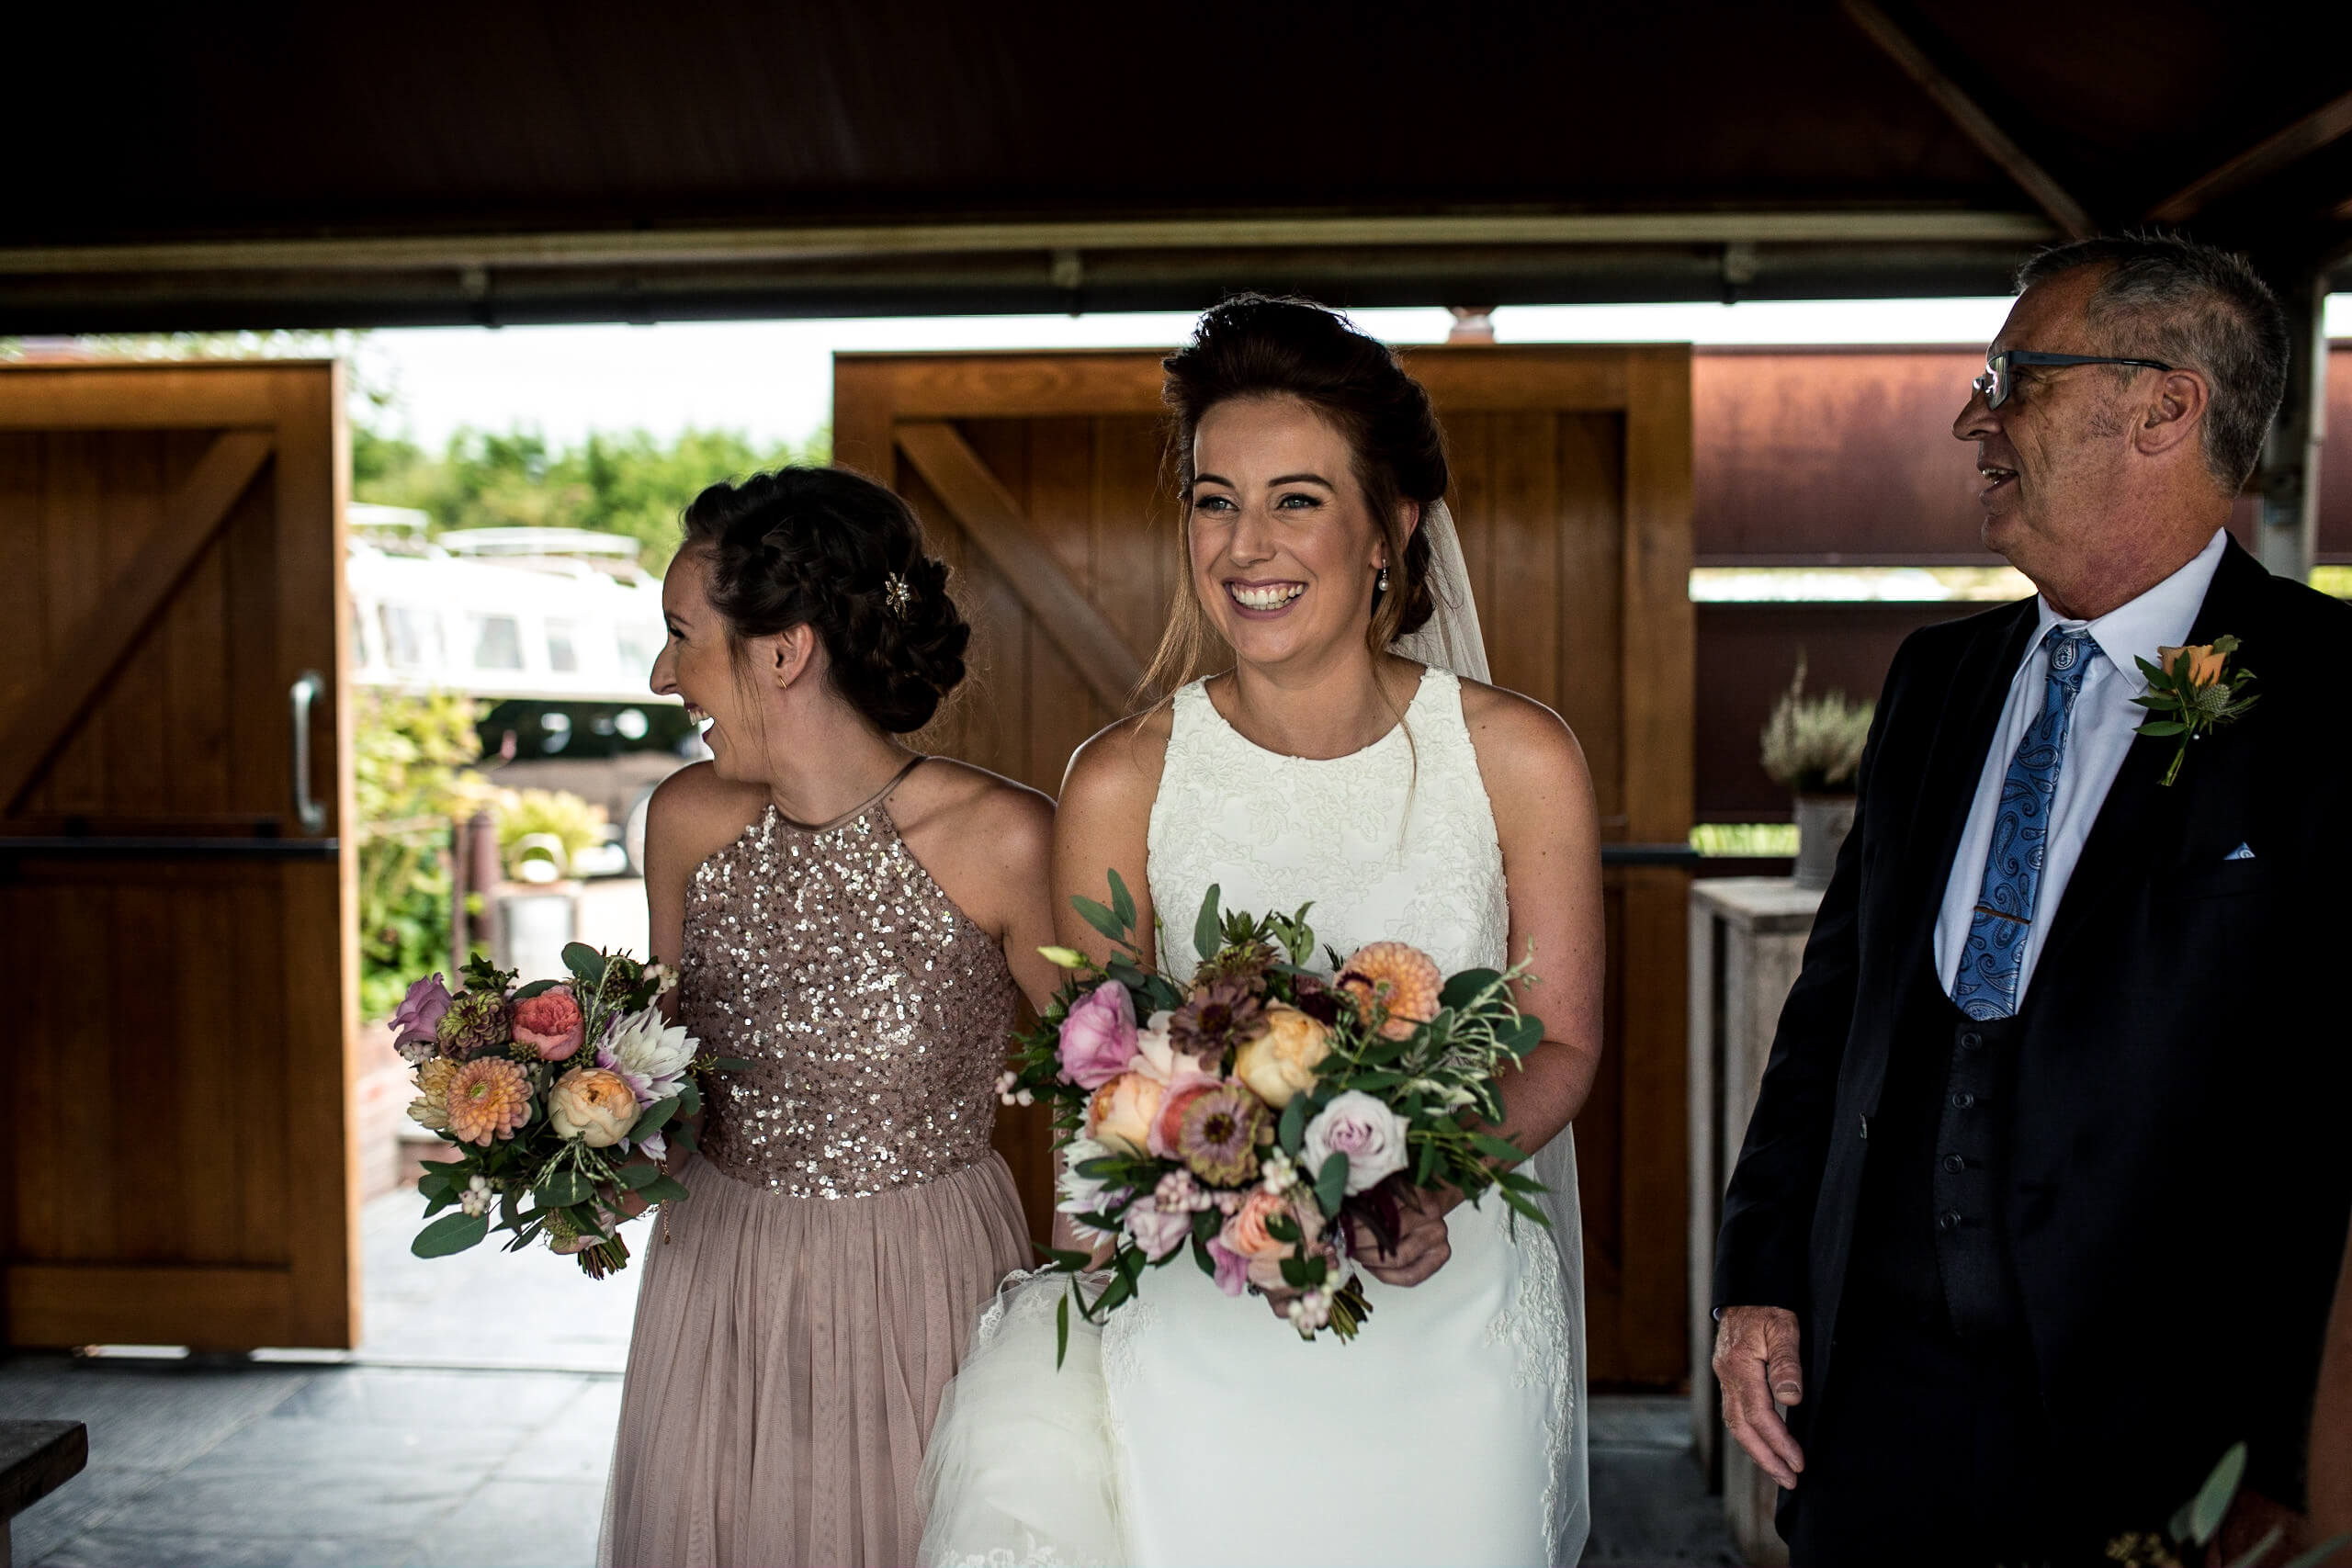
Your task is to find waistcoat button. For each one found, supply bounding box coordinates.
[1938,1211,1962,1232]
[1959,1031,1984,1051]
[1942,1154,1966,1173]
[1951,1092,1976,1109]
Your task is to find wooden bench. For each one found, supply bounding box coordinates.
[0,1421,87,1567]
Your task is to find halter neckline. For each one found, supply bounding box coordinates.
[772,753,927,833]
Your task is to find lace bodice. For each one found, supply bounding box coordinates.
[1146,667,1510,980]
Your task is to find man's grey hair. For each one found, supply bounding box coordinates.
[2015,233,2290,494]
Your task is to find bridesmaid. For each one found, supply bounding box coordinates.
[601,467,1060,1567]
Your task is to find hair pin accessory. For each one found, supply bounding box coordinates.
[884,572,914,619]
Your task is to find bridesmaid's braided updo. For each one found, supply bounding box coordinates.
[679,467,968,735]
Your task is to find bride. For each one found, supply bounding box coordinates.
[922,296,1602,1566]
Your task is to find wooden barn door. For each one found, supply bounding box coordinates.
[0,362,359,1350]
[836,346,1694,1388]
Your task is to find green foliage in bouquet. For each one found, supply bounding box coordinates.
[1002,872,1553,1359]
[2104,1442,2348,1568]
[404,943,748,1278]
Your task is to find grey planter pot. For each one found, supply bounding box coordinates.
[1792,794,1858,890]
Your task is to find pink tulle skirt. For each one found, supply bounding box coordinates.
[600,1151,1031,1567]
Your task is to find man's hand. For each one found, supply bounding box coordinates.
[1713,1304,1806,1489]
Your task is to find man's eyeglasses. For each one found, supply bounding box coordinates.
[1972,349,2175,410]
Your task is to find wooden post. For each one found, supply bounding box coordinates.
[460,809,500,968]
[2256,262,2328,582]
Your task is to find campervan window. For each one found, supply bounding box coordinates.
[380,604,438,669]
[616,622,662,679]
[547,618,581,673]
[471,614,525,671]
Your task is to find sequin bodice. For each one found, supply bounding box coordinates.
[682,799,1015,1200]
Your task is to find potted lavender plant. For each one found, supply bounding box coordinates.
[1760,658,1874,891]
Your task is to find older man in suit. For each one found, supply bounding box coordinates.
[1713,234,2352,1564]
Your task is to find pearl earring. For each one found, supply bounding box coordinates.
[1376,565,1390,592]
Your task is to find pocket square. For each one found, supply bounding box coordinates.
[2223,842,2256,861]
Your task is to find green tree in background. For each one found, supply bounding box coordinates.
[356,423,830,572]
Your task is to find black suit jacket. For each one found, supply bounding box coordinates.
[1714,538,2352,1514]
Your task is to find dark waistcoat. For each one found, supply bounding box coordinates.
[1848,955,2029,1340]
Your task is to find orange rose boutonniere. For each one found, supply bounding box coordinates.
[2132,634,2257,787]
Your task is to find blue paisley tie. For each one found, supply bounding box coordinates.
[1951,626,2096,1021]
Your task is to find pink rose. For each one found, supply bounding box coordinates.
[1205,1235,1250,1297]
[512,986,587,1061]
[1121,1196,1193,1261]
[388,973,454,1064]
[1057,982,1139,1089]
[1301,1090,1409,1194]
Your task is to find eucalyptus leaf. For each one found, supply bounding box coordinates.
[536,1168,592,1207]
[1056,1290,1070,1370]
[633,1096,680,1139]
[2187,1442,2246,1546]
[613,1161,662,1191]
[706,1057,751,1073]
[1193,885,1224,963]
[1039,1245,1093,1269]
[1191,1235,1217,1279]
[639,1175,691,1204]
[1070,896,1127,945]
[1108,868,1136,931]
[2136,720,2189,737]
[1280,1255,1312,1289]
[1471,1132,1527,1164]
[1265,1213,1302,1245]
[511,978,559,1001]
[1440,968,1504,1010]
[676,1080,703,1117]
[562,942,607,983]
[1278,1096,1306,1156]
[416,1168,455,1199]
[1315,1151,1350,1218]
[412,1211,490,1258]
[2223,1525,2285,1568]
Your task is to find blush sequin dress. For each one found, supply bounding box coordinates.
[601,768,1032,1568]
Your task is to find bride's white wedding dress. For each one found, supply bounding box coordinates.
[919,660,1589,1567]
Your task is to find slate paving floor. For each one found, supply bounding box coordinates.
[1,1189,1741,1566]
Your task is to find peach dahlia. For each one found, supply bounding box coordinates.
[446,1056,534,1146]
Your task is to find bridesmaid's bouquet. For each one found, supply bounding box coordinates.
[1001,874,1552,1350]
[390,945,742,1278]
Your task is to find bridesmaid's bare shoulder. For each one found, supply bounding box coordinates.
[646,761,771,881]
[888,757,1054,936]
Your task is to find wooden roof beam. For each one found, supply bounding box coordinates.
[2150,89,2352,226]
[1839,0,2096,242]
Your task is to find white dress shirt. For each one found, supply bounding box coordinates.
[1933,528,2228,1002]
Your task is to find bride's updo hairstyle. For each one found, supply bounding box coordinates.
[1148,295,1448,695]
[678,467,969,735]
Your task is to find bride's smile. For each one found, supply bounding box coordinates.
[1187,392,1392,674]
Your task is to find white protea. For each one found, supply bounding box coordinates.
[597,1006,696,1108]
[1055,1136,1125,1243]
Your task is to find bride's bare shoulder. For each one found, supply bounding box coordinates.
[1059,705,1176,820]
[1455,678,1592,794]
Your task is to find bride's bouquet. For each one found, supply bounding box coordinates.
[389,945,742,1277]
[1001,874,1552,1349]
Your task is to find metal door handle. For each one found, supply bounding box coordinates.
[289,671,326,834]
